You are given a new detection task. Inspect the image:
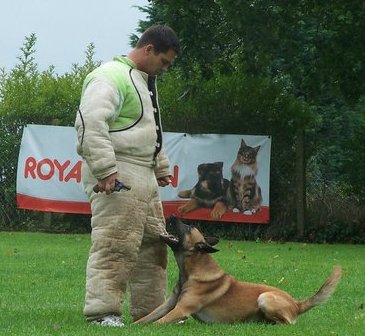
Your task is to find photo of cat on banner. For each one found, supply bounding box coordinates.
[164,136,270,224]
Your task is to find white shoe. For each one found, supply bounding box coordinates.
[91,315,125,327]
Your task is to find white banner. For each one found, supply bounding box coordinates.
[17,125,271,223]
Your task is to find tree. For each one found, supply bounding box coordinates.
[141,1,364,103]
[0,34,100,227]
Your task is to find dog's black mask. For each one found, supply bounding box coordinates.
[160,215,219,253]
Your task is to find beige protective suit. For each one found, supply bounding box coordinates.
[75,56,169,321]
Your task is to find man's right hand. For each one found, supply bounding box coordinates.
[95,173,118,195]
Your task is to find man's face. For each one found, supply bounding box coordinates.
[144,46,177,76]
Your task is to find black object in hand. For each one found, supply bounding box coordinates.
[93,179,131,193]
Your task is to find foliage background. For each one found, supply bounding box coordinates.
[1,1,365,242]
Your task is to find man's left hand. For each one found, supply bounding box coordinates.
[157,176,172,187]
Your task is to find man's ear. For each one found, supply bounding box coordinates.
[145,44,154,55]
[205,236,219,246]
[195,242,219,254]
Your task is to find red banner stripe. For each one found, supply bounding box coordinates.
[17,194,269,223]
[163,201,269,224]
[16,194,91,214]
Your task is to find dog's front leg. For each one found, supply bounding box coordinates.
[178,198,200,214]
[155,294,202,324]
[210,200,227,219]
[134,284,180,324]
[155,303,191,324]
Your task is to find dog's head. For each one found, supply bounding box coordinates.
[197,162,224,188]
[160,215,219,254]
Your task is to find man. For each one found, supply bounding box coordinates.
[75,25,180,327]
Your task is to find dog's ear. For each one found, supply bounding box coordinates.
[197,163,208,176]
[195,241,219,254]
[213,161,224,169]
[205,236,219,246]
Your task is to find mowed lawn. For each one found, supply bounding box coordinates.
[0,231,364,336]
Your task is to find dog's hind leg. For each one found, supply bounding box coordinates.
[178,189,192,198]
[257,292,298,324]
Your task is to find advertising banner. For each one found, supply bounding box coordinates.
[17,125,271,223]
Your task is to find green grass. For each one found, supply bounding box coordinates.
[0,232,364,335]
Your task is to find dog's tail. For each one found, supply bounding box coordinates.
[297,265,342,314]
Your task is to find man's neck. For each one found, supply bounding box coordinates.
[127,48,144,71]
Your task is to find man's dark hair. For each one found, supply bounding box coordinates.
[136,25,180,55]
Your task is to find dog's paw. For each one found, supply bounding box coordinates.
[210,201,226,219]
[210,207,226,219]
[210,210,222,219]
[178,205,188,213]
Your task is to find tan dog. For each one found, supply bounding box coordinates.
[135,216,341,325]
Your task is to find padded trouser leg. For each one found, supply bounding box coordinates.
[129,196,168,321]
[83,191,145,320]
